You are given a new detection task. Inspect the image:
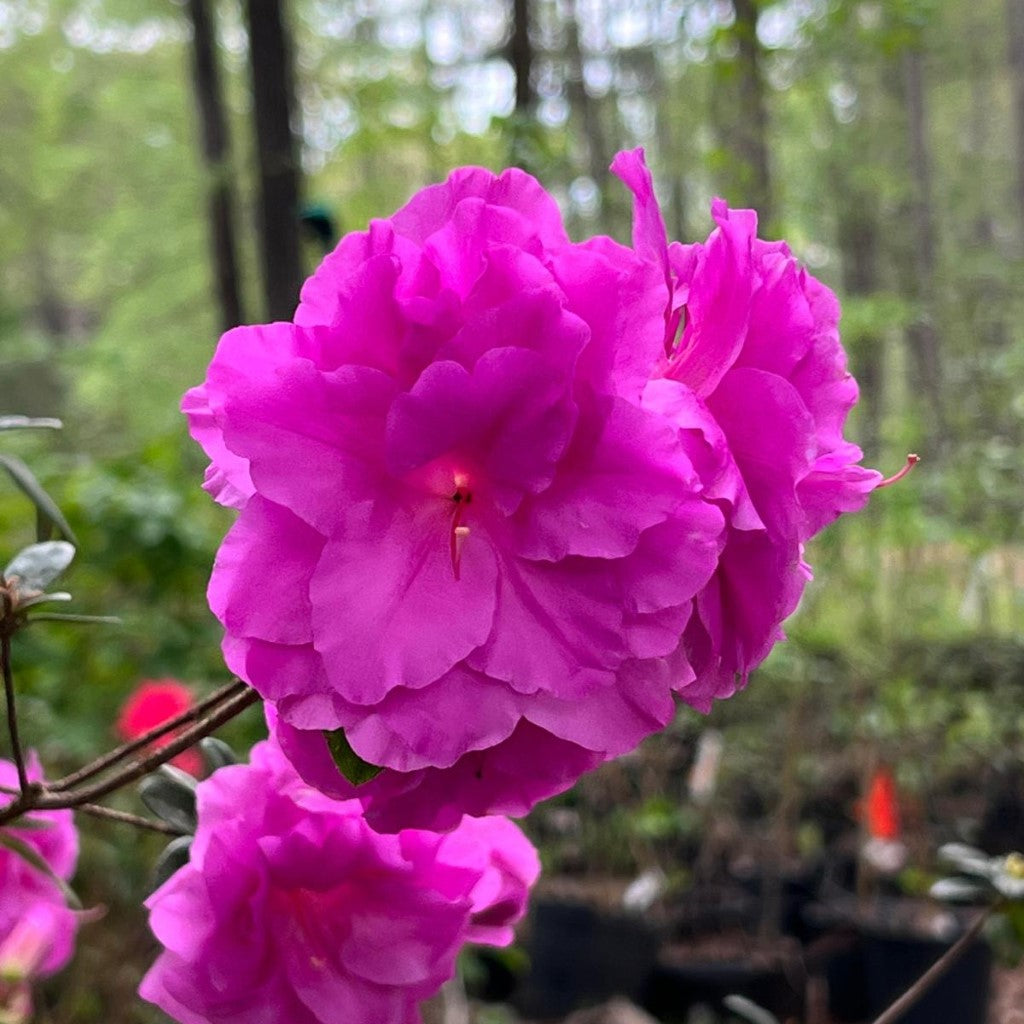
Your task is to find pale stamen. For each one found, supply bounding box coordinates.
[449,485,472,580]
[878,453,920,489]
[452,526,470,580]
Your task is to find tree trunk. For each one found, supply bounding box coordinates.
[900,47,946,444]
[185,0,245,332]
[564,0,614,217]
[1007,0,1024,245]
[731,0,772,226]
[836,200,883,456]
[245,0,303,321]
[510,0,534,114]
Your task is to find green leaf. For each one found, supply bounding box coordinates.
[0,829,82,910]
[323,728,383,786]
[0,416,62,431]
[16,591,72,610]
[199,737,236,773]
[139,766,198,835]
[0,454,77,544]
[25,612,121,626]
[152,835,193,891]
[5,541,75,592]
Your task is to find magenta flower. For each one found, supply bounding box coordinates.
[139,741,538,1024]
[0,756,79,1020]
[186,162,728,829]
[612,149,881,703]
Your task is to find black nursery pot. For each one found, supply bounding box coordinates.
[859,925,992,1024]
[514,898,660,1020]
[643,954,804,1024]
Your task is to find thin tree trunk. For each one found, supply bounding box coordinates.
[185,0,245,332]
[836,201,883,456]
[564,0,613,213]
[731,0,772,226]
[900,47,946,443]
[1007,0,1024,245]
[510,0,534,113]
[245,0,303,321]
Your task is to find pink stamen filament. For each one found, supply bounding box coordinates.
[878,453,920,489]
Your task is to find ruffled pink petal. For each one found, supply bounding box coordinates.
[390,166,569,250]
[514,396,697,561]
[221,357,397,536]
[182,385,254,509]
[310,502,498,704]
[208,496,323,645]
[666,200,757,397]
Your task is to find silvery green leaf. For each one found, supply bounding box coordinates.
[930,877,990,903]
[25,612,120,626]
[17,591,72,610]
[152,835,193,890]
[0,454,76,543]
[199,737,236,773]
[0,416,62,431]
[5,541,75,592]
[139,766,198,835]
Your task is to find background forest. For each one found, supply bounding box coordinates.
[0,0,1023,1021]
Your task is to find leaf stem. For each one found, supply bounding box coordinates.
[869,902,999,1024]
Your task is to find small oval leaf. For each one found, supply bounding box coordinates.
[17,591,72,610]
[0,454,76,543]
[323,728,383,787]
[199,737,237,773]
[139,766,198,835]
[0,416,63,432]
[152,835,193,890]
[5,541,75,592]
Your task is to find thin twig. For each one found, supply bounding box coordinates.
[0,687,259,826]
[869,902,999,1024]
[1,596,27,792]
[48,678,248,792]
[76,803,187,837]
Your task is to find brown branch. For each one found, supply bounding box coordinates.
[77,803,187,837]
[0,687,259,826]
[1,595,27,792]
[48,678,248,793]
[870,903,999,1024]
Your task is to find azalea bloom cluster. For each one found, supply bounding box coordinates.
[185,148,879,832]
[0,757,79,1024]
[140,738,538,1024]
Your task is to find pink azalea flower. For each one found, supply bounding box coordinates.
[139,741,538,1024]
[0,756,80,1021]
[186,161,728,829]
[612,149,882,703]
